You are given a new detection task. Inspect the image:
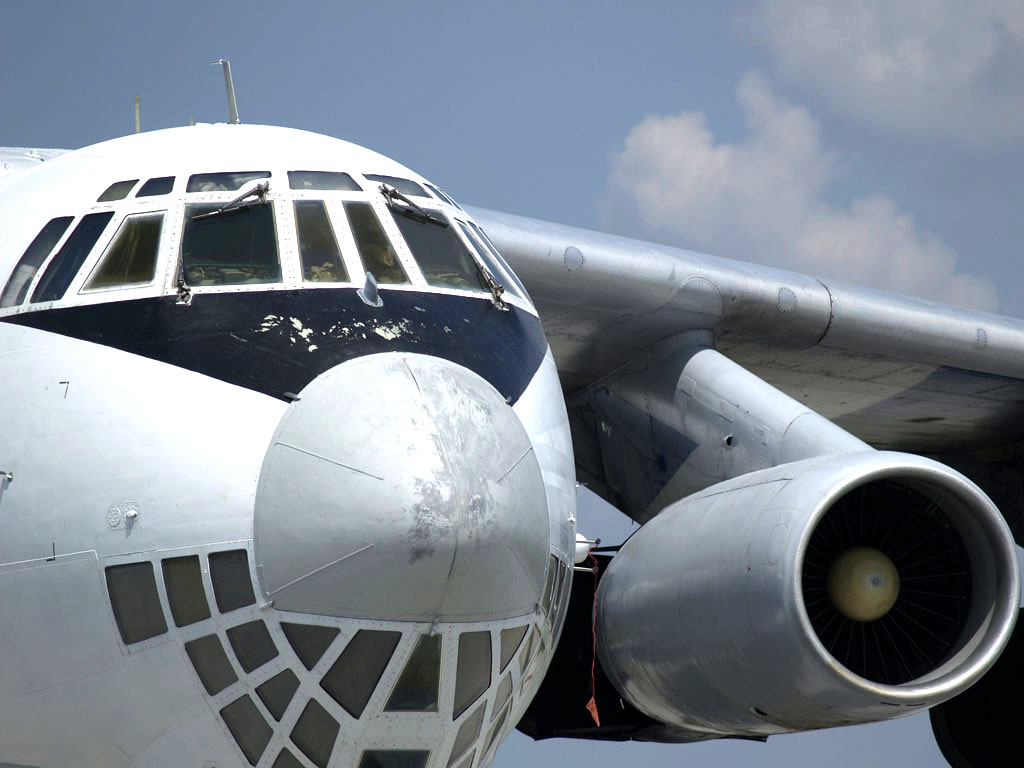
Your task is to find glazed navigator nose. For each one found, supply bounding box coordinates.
[253,353,550,622]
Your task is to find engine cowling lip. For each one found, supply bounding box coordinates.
[789,451,1020,702]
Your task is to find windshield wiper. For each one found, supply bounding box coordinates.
[192,181,270,220]
[379,184,447,227]
[472,257,509,311]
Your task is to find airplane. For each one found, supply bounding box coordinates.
[0,114,1021,768]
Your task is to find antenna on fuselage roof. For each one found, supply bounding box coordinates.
[211,58,240,124]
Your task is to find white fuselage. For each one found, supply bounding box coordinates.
[0,124,576,768]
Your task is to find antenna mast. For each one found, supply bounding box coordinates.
[211,59,240,124]
[135,95,140,133]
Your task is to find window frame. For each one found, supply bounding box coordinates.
[340,197,426,290]
[0,215,76,310]
[78,210,167,295]
[174,193,286,294]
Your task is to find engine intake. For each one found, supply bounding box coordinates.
[596,451,1019,738]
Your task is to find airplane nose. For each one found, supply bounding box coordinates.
[253,353,550,623]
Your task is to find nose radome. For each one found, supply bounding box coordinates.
[253,353,550,623]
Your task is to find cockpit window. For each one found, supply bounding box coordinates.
[0,216,74,307]
[82,212,163,292]
[425,183,462,210]
[364,174,428,198]
[186,171,270,193]
[469,222,531,301]
[136,176,175,197]
[457,222,523,301]
[31,212,114,303]
[288,171,362,192]
[97,180,138,202]
[294,201,349,283]
[388,208,485,292]
[181,203,281,285]
[343,202,409,284]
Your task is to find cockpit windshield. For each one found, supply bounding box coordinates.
[343,202,409,285]
[388,207,485,292]
[181,203,280,285]
[364,174,428,198]
[294,201,349,283]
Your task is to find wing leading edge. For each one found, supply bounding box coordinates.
[468,205,1024,535]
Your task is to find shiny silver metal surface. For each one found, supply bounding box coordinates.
[596,451,1020,738]
[469,206,1024,457]
[254,353,549,622]
[568,332,870,515]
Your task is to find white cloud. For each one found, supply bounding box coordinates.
[602,71,999,311]
[736,0,1024,148]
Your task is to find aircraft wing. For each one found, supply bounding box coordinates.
[0,147,67,178]
[468,205,1024,536]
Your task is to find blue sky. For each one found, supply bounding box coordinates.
[4,1,1023,765]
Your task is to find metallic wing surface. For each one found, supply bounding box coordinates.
[469,205,1024,534]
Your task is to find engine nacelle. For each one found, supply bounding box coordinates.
[596,451,1020,737]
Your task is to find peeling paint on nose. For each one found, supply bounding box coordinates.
[253,353,550,622]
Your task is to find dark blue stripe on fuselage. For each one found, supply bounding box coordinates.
[1,288,548,403]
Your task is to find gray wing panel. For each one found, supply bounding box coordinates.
[467,205,1024,534]
[0,147,68,179]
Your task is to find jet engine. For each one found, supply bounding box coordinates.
[596,451,1020,738]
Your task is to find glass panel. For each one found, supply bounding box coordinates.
[498,626,528,673]
[256,669,300,721]
[540,556,557,617]
[343,202,409,284]
[220,695,272,766]
[390,208,485,292]
[385,633,441,712]
[281,622,339,670]
[364,174,428,197]
[425,183,455,206]
[273,749,305,768]
[459,222,523,300]
[31,212,114,303]
[549,562,565,619]
[427,183,463,210]
[208,550,256,613]
[187,171,269,192]
[226,620,279,673]
[454,751,475,768]
[453,631,491,720]
[491,674,512,720]
[447,702,485,767]
[518,628,535,674]
[105,562,168,644]
[469,222,530,300]
[288,170,362,191]
[0,216,73,307]
[320,629,401,718]
[290,699,340,768]
[97,179,138,202]
[185,634,238,695]
[161,555,210,627]
[359,750,430,768]
[83,213,163,291]
[136,176,175,197]
[481,703,510,760]
[181,203,280,286]
[294,201,349,282]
